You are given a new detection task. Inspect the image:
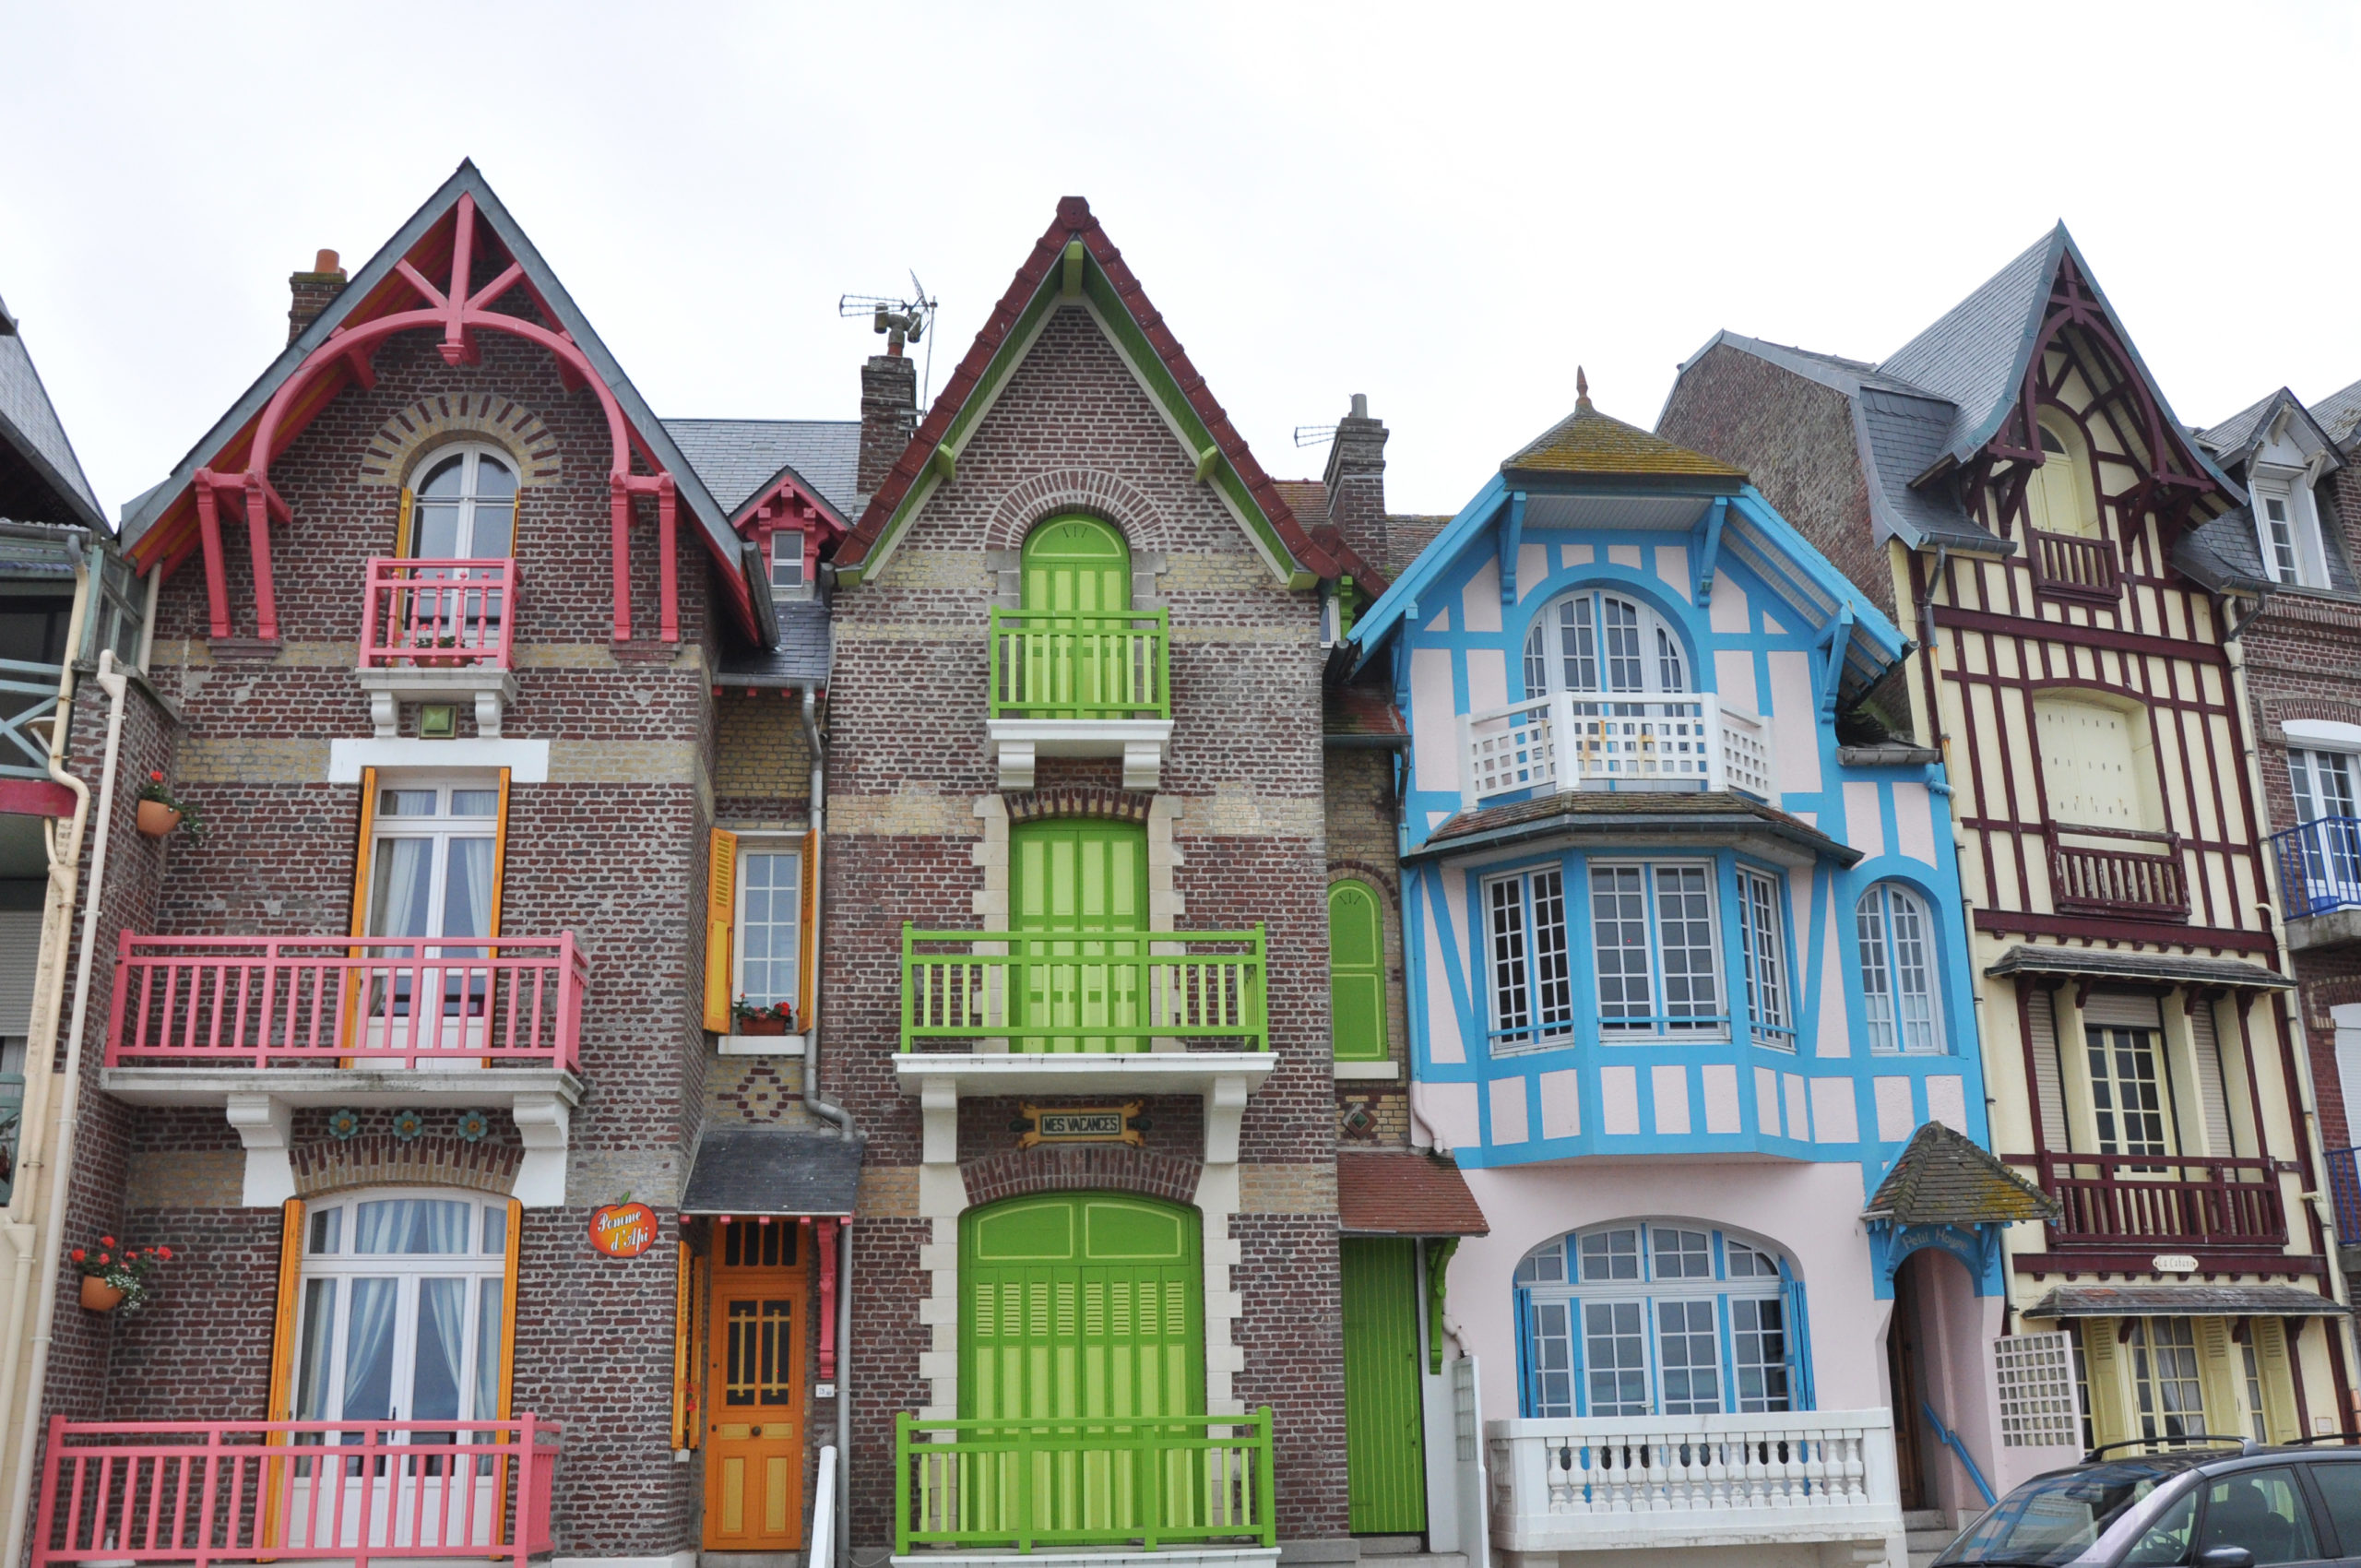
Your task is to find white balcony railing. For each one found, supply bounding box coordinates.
[1461,693,1775,805]
[1488,1411,1903,1557]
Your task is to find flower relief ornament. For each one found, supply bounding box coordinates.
[326,1108,363,1141]
[456,1109,492,1143]
[389,1109,428,1143]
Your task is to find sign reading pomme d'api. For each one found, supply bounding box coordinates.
[1014,1100,1146,1150]
[589,1201,658,1258]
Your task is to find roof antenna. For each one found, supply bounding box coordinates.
[839,271,942,410]
[1576,366,1591,408]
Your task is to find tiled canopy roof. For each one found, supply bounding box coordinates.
[1336,1152,1489,1237]
[1863,1120,2056,1226]
[1504,389,1745,481]
[2024,1284,2346,1319]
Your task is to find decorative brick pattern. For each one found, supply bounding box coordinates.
[980,467,1175,555]
[1003,784,1157,825]
[291,1135,521,1196]
[959,1146,1204,1207]
[357,392,562,488]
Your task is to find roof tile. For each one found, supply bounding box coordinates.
[1336,1152,1489,1236]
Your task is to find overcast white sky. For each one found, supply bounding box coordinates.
[6,2,2358,524]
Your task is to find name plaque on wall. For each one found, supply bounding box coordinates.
[1014,1100,1146,1150]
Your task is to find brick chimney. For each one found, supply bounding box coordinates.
[1322,392,1390,574]
[859,352,919,499]
[288,249,346,344]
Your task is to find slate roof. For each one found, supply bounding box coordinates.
[0,293,104,530]
[2023,1284,2346,1319]
[2197,389,2282,460]
[1983,944,2294,991]
[1503,389,1745,483]
[2176,507,2276,597]
[1336,1151,1489,1236]
[665,419,860,518]
[1880,226,2067,465]
[680,1127,862,1217]
[715,595,831,686]
[1407,789,1857,866]
[837,196,1332,582]
[2313,376,2361,447]
[1863,1120,2057,1225]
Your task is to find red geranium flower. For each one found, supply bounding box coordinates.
[99,1236,115,1247]
[148,771,162,783]
[69,1249,84,1263]
[156,1247,172,1260]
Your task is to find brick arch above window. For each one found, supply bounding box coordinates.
[959,1146,1204,1210]
[1005,785,1157,826]
[291,1135,521,1198]
[982,468,1173,556]
[1327,860,1400,908]
[359,394,563,489]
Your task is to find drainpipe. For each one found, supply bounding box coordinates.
[0,552,94,1509]
[3,650,130,1568]
[795,683,854,1564]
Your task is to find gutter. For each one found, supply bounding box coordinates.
[1321,733,1408,751]
[1402,804,1860,869]
[795,683,852,1564]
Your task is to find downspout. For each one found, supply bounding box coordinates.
[0,555,94,1502]
[797,682,852,1564]
[3,650,130,1568]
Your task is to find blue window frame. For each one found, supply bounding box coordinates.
[1736,866,1793,1047]
[1513,1223,1805,1419]
[1485,867,1575,1055]
[1590,861,1722,1039]
[1856,882,1942,1054]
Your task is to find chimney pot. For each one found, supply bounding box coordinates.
[314,249,340,274]
[1350,393,1368,419]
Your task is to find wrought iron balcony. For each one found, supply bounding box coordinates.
[30,1415,561,1568]
[356,558,519,738]
[900,926,1265,1054]
[2271,817,2361,921]
[1487,1411,1904,1557]
[987,607,1169,721]
[1461,692,1775,805]
[106,934,587,1072]
[2016,1152,2286,1252]
[894,1409,1275,1554]
[2047,824,2187,921]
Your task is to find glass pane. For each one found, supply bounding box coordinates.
[2118,1490,2194,1566]
[441,838,495,940]
[1584,1300,1649,1415]
[1730,1297,1789,1412]
[1558,598,1596,693]
[355,1198,473,1253]
[340,1277,399,1421]
[1580,1229,1640,1282]
[1526,1299,1572,1418]
[1528,870,1573,1042]
[1591,867,1652,1030]
[1653,865,1718,1028]
[1651,1229,1712,1279]
[1888,888,1939,1052]
[450,790,499,817]
[474,1280,504,1424]
[467,505,513,560]
[1857,889,1896,1052]
[380,790,440,818]
[1598,598,1643,693]
[410,1277,468,1422]
[414,504,462,559]
[1655,1299,1721,1414]
[2307,1463,2361,1561]
[481,1204,505,1257]
[738,852,801,1010]
[2194,1467,2319,1564]
[309,1206,342,1255]
[370,838,435,938]
[1489,878,1530,1042]
[293,1278,338,1419]
[471,457,516,500]
[419,456,467,498]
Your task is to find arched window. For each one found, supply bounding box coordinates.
[291,1190,513,1430]
[409,448,516,561]
[1857,883,1940,1054]
[2025,414,2097,540]
[1327,880,1388,1063]
[1522,590,1687,697]
[1513,1222,1799,1419]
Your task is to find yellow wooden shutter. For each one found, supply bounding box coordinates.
[348,767,379,940]
[2194,1316,2244,1438]
[266,1198,306,1418]
[498,1196,521,1415]
[2082,1317,2129,1452]
[2257,1317,2300,1443]
[671,1241,692,1448]
[798,827,818,1028]
[704,828,738,1031]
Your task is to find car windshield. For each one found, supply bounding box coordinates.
[1936,1462,2195,1566]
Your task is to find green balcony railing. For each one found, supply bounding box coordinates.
[900,926,1265,1053]
[988,608,1169,721]
[895,1410,1275,1553]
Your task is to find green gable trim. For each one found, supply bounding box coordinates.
[839,244,1311,588]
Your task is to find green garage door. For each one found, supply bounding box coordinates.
[1343,1238,1427,1534]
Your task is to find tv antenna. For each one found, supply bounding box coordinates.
[839,271,941,409]
[1294,423,1339,448]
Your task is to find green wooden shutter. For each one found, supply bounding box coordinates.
[1328,881,1388,1062]
[1342,1238,1427,1533]
[1012,819,1147,1052]
[1020,517,1132,718]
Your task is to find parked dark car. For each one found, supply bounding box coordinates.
[1936,1441,2361,1567]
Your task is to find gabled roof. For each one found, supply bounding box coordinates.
[2197,387,2343,477]
[833,196,1334,589]
[0,292,105,531]
[1502,384,1745,485]
[2311,375,2361,448]
[120,161,768,641]
[1863,1120,2056,1226]
[666,419,860,518]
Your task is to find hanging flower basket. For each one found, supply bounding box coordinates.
[78,1276,125,1313]
[135,773,205,840]
[72,1236,174,1313]
[134,801,181,838]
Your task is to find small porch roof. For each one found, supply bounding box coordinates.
[1336,1151,1489,1237]
[1983,945,2294,992]
[680,1127,862,1218]
[2023,1284,2346,1320]
[1863,1120,2056,1226]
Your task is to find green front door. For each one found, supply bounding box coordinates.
[1342,1238,1427,1534]
[1012,818,1148,1052]
[963,1194,1205,1538]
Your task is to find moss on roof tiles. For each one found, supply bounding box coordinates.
[1504,389,1746,481]
[1865,1120,2057,1226]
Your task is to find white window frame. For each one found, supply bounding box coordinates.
[1513,1223,1793,1420]
[367,773,501,945]
[1736,866,1792,1047]
[2251,477,2330,589]
[1589,860,1726,1040]
[2290,747,2359,826]
[731,836,804,1014]
[1522,589,1690,698]
[1483,866,1575,1056]
[409,445,517,562]
[1856,882,1942,1055]
[765,529,812,600]
[291,1188,510,1431]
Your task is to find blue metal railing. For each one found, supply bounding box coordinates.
[2327,1147,2361,1243]
[2271,817,2361,920]
[1922,1400,1997,1507]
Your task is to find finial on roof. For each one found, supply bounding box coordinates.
[1576,366,1591,409]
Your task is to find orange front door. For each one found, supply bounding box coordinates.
[702,1227,805,1550]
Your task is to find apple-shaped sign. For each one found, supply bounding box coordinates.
[589,1201,657,1258]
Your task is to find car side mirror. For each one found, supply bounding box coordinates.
[2194,1548,2255,1568]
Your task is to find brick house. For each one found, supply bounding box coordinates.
[1661,225,2351,1478]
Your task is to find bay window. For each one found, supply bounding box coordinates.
[1592,862,1721,1038]
[1736,867,1791,1045]
[1480,858,1734,1053]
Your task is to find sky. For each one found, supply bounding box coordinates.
[6,1,2360,524]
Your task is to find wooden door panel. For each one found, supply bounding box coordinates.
[702,1283,803,1550]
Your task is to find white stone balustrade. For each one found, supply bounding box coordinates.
[1461,693,1777,805]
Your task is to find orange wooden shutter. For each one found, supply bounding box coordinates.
[260,1198,307,1549]
[489,768,511,942]
[498,1197,521,1413]
[798,827,818,1028]
[670,1241,692,1448]
[395,489,415,557]
[703,828,738,1032]
[348,768,379,940]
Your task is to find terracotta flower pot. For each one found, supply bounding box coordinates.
[735,1015,790,1037]
[134,802,181,838]
[79,1277,125,1312]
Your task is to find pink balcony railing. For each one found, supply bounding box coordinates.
[359,558,516,671]
[31,1416,560,1568]
[106,935,586,1072]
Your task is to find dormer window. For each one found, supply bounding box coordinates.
[2254,483,2329,588]
[409,448,516,561]
[2026,415,2099,539]
[769,530,806,593]
[1523,590,1687,697]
